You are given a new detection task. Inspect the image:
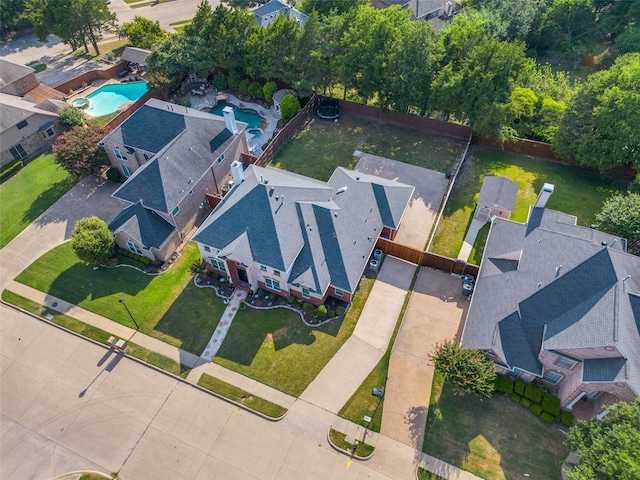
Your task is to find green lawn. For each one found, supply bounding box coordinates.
[328,428,375,457]
[272,116,466,181]
[214,277,375,396]
[14,242,224,354]
[0,152,76,249]
[423,372,568,480]
[430,147,631,258]
[417,468,446,480]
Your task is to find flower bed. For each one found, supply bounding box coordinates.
[194,273,235,297]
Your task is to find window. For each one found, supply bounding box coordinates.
[209,258,226,272]
[334,288,343,297]
[265,278,280,291]
[41,126,55,138]
[302,287,310,298]
[171,206,180,217]
[16,119,28,130]
[114,147,128,161]
[217,154,225,164]
[555,355,579,370]
[127,240,142,255]
[260,265,267,271]
[10,144,27,160]
[121,165,133,177]
[542,370,564,385]
[273,270,280,276]
[203,246,211,252]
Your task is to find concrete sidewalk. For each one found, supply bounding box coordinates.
[457,218,486,261]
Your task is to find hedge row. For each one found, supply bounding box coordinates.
[0,159,23,182]
[119,248,151,265]
[495,374,573,426]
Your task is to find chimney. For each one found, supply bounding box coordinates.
[534,183,554,209]
[230,160,243,185]
[223,106,238,134]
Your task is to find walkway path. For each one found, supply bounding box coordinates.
[199,289,247,361]
[457,218,486,261]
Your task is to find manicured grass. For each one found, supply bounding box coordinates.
[328,428,375,457]
[2,290,190,377]
[214,277,375,396]
[87,111,119,126]
[430,147,631,258]
[272,116,466,181]
[14,242,224,354]
[0,152,76,249]
[198,373,287,418]
[417,468,446,480]
[469,223,490,266]
[422,371,568,480]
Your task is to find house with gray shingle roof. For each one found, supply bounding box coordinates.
[102,98,249,262]
[474,176,518,222]
[193,164,414,305]
[371,0,461,30]
[253,0,308,28]
[462,184,640,416]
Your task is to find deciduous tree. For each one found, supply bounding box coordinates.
[595,193,640,241]
[52,124,110,178]
[71,217,114,265]
[58,106,85,127]
[118,16,166,49]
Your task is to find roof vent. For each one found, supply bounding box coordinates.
[601,241,608,247]
[336,186,347,195]
[556,265,562,277]
[334,212,337,217]
[356,176,360,180]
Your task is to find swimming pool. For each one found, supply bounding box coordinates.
[84,82,148,117]
[210,101,261,129]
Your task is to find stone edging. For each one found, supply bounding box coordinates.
[192,275,233,300]
[326,428,375,460]
[242,301,345,328]
[0,298,287,423]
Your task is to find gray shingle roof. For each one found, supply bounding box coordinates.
[462,207,640,396]
[477,176,518,213]
[109,201,175,249]
[120,104,186,153]
[121,47,151,66]
[0,59,34,88]
[253,0,308,26]
[194,165,413,295]
[583,358,627,382]
[0,92,59,133]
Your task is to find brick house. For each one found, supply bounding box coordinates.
[192,164,414,305]
[462,184,640,417]
[103,98,249,262]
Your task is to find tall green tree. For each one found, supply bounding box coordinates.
[555,53,640,170]
[565,399,640,480]
[595,193,640,241]
[71,217,114,265]
[28,0,116,54]
[298,0,366,18]
[534,0,597,57]
[468,0,540,41]
[118,16,166,49]
[1,0,30,37]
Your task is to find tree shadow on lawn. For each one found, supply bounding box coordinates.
[422,386,567,480]
[153,282,224,355]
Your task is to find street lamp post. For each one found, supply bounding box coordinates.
[119,298,139,330]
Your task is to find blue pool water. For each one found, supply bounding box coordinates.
[84,82,148,117]
[210,101,261,129]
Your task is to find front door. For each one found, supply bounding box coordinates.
[237,267,248,283]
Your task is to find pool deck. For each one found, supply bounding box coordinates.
[65,74,146,117]
[188,91,280,156]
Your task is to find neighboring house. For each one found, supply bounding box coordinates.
[0,59,38,96]
[462,184,640,416]
[193,164,414,305]
[371,0,461,30]
[253,0,308,27]
[103,98,249,262]
[0,93,63,168]
[121,47,151,70]
[474,176,518,222]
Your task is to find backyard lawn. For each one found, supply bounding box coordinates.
[0,152,76,249]
[272,116,466,181]
[430,147,631,260]
[214,277,375,396]
[423,372,568,480]
[13,242,224,354]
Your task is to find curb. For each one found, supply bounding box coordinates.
[326,428,375,461]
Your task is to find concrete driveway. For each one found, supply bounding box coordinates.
[355,153,448,251]
[0,176,124,291]
[381,269,469,449]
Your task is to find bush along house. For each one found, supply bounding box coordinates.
[192,163,414,305]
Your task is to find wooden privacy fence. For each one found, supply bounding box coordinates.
[54,62,127,93]
[375,238,479,277]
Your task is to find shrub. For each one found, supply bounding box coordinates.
[280,94,300,123]
[514,379,526,395]
[315,305,327,317]
[0,159,23,182]
[524,383,543,403]
[227,69,242,90]
[303,302,314,313]
[248,81,264,99]
[257,288,264,296]
[541,393,561,416]
[510,393,521,402]
[59,106,86,127]
[554,414,561,422]
[190,259,207,276]
[212,72,227,90]
[561,411,574,426]
[520,398,531,408]
[106,167,124,183]
[71,217,114,264]
[269,293,275,300]
[336,306,345,316]
[540,412,554,423]
[494,375,514,394]
[177,97,191,107]
[530,404,543,415]
[263,81,277,103]
[327,310,335,318]
[288,295,296,304]
[239,78,251,95]
[52,124,110,178]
